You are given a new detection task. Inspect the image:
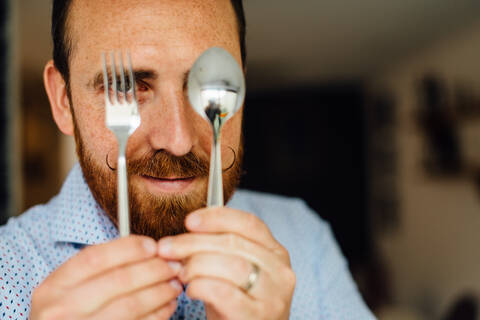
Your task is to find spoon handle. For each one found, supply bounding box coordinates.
[207,137,224,207]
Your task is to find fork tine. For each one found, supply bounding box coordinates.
[101,52,110,105]
[127,50,136,103]
[110,51,119,105]
[118,51,127,103]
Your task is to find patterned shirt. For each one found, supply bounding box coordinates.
[0,164,375,319]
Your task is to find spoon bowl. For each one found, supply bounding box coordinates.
[188,47,245,126]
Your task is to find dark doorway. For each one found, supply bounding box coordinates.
[240,83,371,267]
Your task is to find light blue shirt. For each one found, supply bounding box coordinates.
[0,164,375,319]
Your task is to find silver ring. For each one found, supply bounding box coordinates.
[241,263,260,293]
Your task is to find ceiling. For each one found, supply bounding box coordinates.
[244,0,480,87]
[17,0,480,87]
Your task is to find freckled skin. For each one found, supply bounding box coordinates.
[65,0,243,195]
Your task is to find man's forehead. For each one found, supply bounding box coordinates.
[68,0,238,41]
[66,0,240,65]
[70,0,225,17]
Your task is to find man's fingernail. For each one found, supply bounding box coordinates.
[167,261,182,273]
[143,239,157,254]
[169,279,182,291]
[158,238,172,255]
[187,214,201,228]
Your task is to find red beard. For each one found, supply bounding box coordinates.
[73,119,242,240]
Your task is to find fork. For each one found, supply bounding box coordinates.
[102,51,141,237]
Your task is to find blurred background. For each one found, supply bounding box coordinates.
[1,0,480,319]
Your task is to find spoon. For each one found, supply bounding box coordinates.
[188,47,246,207]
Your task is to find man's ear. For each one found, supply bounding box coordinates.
[44,60,74,136]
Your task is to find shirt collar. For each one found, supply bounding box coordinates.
[51,163,119,245]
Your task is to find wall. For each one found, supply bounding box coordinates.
[371,19,480,318]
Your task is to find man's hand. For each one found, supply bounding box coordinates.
[158,208,296,320]
[30,236,182,320]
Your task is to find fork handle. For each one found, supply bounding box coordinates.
[207,136,224,207]
[117,140,130,237]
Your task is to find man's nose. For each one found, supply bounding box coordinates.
[141,86,195,156]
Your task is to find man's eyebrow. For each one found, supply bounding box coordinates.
[89,69,159,88]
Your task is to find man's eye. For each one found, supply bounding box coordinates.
[104,80,148,93]
[111,79,133,92]
[136,81,149,92]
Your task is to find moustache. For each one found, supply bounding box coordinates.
[107,150,210,178]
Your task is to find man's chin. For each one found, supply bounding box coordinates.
[128,177,207,239]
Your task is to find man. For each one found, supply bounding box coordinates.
[0,0,375,319]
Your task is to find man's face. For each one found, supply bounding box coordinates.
[65,0,243,239]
